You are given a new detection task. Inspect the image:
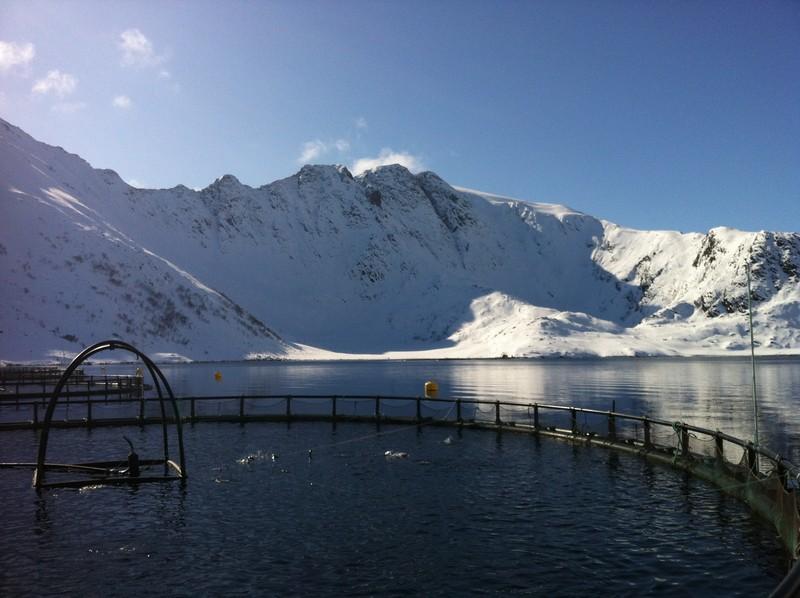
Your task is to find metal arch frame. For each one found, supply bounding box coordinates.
[33,340,186,489]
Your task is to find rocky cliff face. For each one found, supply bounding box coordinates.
[1,117,798,361]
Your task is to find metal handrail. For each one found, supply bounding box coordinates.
[4,392,799,480]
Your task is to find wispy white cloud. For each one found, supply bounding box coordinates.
[158,69,171,79]
[351,148,425,175]
[112,95,132,109]
[119,28,164,68]
[32,70,77,97]
[355,116,368,130]
[0,41,35,72]
[298,138,351,164]
[51,101,86,114]
[299,139,327,163]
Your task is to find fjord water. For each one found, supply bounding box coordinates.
[157,356,800,459]
[2,357,798,595]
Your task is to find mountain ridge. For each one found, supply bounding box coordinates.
[1,117,798,362]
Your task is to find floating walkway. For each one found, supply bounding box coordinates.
[1,365,145,401]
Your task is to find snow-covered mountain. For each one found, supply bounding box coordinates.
[1,117,798,362]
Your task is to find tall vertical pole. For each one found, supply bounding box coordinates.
[746,251,759,449]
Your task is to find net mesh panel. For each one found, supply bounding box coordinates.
[241,398,285,415]
[584,413,607,437]
[455,402,478,422]
[730,450,800,558]
[472,402,496,423]
[338,398,373,418]
[543,409,571,431]
[191,398,233,417]
[51,403,73,421]
[379,399,416,419]
[0,403,30,424]
[141,397,171,418]
[420,400,455,421]
[291,398,330,416]
[615,417,638,440]
[686,431,717,459]
[91,399,137,420]
[722,439,746,465]
[500,404,537,427]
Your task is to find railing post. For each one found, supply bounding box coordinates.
[747,443,758,475]
[375,396,381,421]
[33,402,39,427]
[190,397,196,421]
[608,412,616,441]
[681,426,690,458]
[86,399,92,426]
[286,396,292,419]
[332,396,338,420]
[570,408,577,435]
[714,433,724,463]
[533,404,539,429]
[416,397,422,422]
[239,395,245,419]
[138,394,145,423]
[643,418,652,449]
[457,399,462,424]
[495,401,501,426]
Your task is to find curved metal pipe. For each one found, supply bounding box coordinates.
[33,340,185,488]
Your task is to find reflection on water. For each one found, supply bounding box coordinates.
[130,357,800,460]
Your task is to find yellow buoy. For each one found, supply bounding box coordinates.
[424,380,439,398]
[214,371,223,382]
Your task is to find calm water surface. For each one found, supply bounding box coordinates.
[153,357,800,458]
[1,357,798,595]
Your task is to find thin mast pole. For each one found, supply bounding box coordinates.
[746,248,759,449]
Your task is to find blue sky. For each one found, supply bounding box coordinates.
[1,0,798,233]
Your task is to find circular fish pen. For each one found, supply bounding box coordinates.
[1,346,799,595]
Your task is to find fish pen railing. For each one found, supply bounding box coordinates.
[2,393,799,560]
[0,373,144,401]
[0,366,85,384]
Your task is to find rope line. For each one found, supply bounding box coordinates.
[235,400,458,465]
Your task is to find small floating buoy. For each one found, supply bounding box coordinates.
[443,435,453,445]
[214,371,222,382]
[424,380,438,398]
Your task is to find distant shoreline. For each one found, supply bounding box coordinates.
[3,352,799,367]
